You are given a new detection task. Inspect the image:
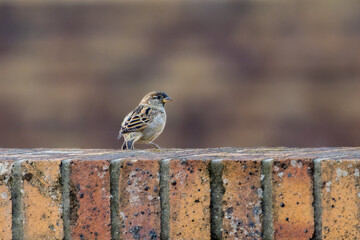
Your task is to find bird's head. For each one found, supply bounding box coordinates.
[140,91,172,108]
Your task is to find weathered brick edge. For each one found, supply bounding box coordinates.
[1,147,360,239]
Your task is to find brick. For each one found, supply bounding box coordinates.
[320,159,360,239]
[272,159,314,239]
[222,159,262,239]
[22,160,63,239]
[169,159,211,240]
[69,160,111,239]
[119,159,161,239]
[0,160,13,239]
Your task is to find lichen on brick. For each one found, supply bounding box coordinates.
[222,160,262,239]
[119,159,161,239]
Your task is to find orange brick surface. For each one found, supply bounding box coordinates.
[0,160,13,239]
[272,159,314,239]
[222,159,262,239]
[169,159,211,240]
[119,159,161,239]
[321,159,360,239]
[22,160,64,239]
[69,160,111,239]
[1,148,360,240]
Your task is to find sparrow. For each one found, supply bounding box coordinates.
[118,91,172,150]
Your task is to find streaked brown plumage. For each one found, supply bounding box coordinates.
[118,91,172,150]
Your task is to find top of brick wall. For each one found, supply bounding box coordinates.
[1,147,360,161]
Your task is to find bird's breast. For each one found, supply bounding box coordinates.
[141,111,166,142]
[148,112,166,131]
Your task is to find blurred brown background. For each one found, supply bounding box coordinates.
[1,1,360,149]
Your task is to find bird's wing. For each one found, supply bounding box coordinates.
[120,105,153,134]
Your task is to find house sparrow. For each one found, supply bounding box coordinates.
[118,91,172,150]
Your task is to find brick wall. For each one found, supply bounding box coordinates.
[1,147,360,239]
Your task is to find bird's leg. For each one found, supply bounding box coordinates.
[149,142,161,149]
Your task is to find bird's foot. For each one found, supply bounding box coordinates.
[149,142,161,149]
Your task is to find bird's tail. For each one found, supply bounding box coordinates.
[122,139,135,150]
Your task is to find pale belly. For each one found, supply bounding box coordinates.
[139,113,166,143]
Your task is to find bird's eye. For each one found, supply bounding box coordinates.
[153,96,161,99]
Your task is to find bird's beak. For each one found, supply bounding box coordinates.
[163,96,172,103]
